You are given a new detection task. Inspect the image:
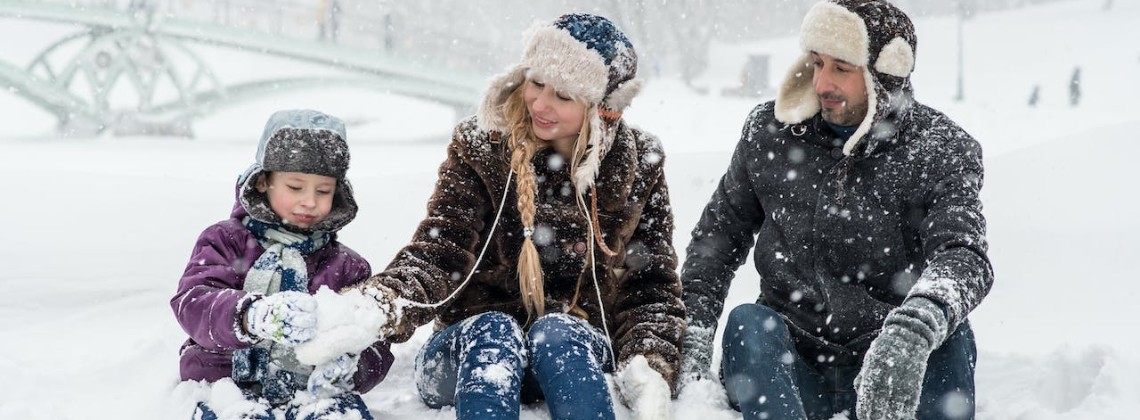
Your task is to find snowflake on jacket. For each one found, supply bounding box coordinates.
[362,116,686,390]
[682,80,993,374]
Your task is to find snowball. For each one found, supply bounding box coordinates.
[294,286,388,365]
[615,355,673,420]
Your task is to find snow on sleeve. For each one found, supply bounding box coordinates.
[294,286,388,365]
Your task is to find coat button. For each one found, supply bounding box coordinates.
[831,148,845,160]
[573,242,588,254]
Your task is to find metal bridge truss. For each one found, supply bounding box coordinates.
[0,1,482,137]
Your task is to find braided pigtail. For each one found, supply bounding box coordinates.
[504,86,546,319]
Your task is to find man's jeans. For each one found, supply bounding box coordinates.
[415,311,616,420]
[721,303,976,420]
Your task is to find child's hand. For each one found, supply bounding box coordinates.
[244,291,318,346]
[307,353,359,398]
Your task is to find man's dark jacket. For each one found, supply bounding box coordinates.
[681,99,994,369]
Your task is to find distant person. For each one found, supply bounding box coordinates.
[127,0,156,22]
[172,110,393,419]
[350,13,685,420]
[678,1,994,420]
[1070,66,1082,106]
[1028,84,1040,107]
[212,0,230,25]
[317,0,341,43]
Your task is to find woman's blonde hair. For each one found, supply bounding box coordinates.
[502,83,592,320]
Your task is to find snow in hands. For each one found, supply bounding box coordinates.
[294,286,392,366]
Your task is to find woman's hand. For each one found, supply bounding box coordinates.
[615,354,673,420]
[368,285,408,339]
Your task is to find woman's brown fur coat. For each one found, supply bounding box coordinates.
[361,116,686,389]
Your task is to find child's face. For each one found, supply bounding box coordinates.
[256,171,337,229]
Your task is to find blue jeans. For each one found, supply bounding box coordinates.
[193,392,373,420]
[721,303,976,420]
[416,311,616,420]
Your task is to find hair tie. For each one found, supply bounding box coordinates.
[598,107,623,123]
[523,227,534,238]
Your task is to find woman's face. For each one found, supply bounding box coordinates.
[523,79,586,145]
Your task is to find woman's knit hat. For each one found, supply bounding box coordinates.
[477,13,641,195]
[237,109,358,232]
[775,0,918,158]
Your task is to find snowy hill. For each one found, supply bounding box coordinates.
[1,0,1138,418]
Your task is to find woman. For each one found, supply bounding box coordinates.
[359,14,684,420]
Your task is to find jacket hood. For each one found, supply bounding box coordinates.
[237,109,358,233]
[775,0,918,158]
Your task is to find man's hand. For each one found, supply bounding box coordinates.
[243,291,318,346]
[678,326,715,389]
[855,297,949,420]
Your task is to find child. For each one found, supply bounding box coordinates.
[171,109,392,419]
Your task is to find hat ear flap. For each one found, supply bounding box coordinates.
[477,65,527,133]
[775,53,820,124]
[874,37,915,78]
[603,78,642,111]
[575,105,605,196]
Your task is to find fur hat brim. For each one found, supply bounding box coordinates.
[237,165,358,233]
[476,21,642,195]
[775,0,913,158]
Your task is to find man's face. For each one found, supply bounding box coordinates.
[811,52,869,126]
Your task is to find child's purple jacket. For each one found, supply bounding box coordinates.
[171,202,393,393]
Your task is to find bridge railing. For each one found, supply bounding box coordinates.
[0,0,487,136]
[34,0,394,53]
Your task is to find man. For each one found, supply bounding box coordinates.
[679,1,993,419]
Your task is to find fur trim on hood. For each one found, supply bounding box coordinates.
[775,0,918,158]
[237,109,358,233]
[476,13,642,195]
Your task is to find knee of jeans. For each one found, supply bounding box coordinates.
[727,304,782,331]
[724,304,790,347]
[528,313,587,348]
[527,313,601,365]
[466,312,525,348]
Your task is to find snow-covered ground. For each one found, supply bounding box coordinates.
[1,0,1138,418]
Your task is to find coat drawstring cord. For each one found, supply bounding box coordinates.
[835,157,853,205]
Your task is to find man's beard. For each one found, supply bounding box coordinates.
[819,92,868,126]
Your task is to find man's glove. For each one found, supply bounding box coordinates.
[855,297,949,420]
[678,325,715,388]
[307,353,359,398]
[615,354,673,420]
[243,291,318,346]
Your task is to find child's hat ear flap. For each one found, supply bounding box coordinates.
[254,172,271,192]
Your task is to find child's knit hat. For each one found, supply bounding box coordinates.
[237,109,358,232]
[477,13,642,195]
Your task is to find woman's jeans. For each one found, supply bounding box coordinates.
[721,303,976,420]
[415,311,616,420]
